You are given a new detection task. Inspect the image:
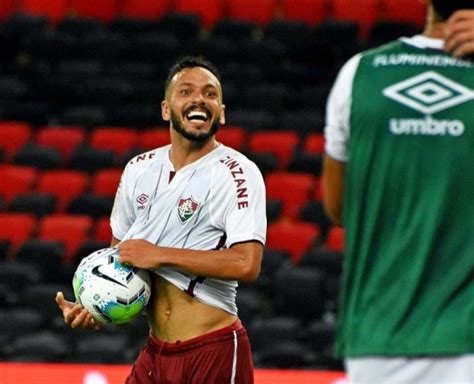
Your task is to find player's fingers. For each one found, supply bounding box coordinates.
[448,9,474,24]
[55,291,65,309]
[70,309,89,328]
[445,30,473,52]
[453,40,474,58]
[64,303,83,324]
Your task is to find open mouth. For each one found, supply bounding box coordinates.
[185,108,210,123]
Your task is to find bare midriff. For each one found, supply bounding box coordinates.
[146,274,237,342]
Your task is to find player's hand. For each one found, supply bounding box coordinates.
[118,239,161,270]
[445,10,474,58]
[55,291,101,330]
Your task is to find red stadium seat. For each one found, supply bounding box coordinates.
[120,0,170,19]
[325,226,345,252]
[266,221,320,264]
[381,0,427,28]
[91,168,122,198]
[216,126,247,151]
[0,213,37,253]
[20,0,70,23]
[38,214,93,261]
[281,0,328,26]
[94,216,113,243]
[36,170,89,211]
[90,127,139,157]
[0,164,38,203]
[35,126,85,164]
[303,133,325,155]
[226,0,277,25]
[249,131,299,169]
[331,0,381,38]
[138,128,170,150]
[0,0,17,21]
[265,171,314,219]
[176,0,224,28]
[0,121,32,161]
[69,0,119,22]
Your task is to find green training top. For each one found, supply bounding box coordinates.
[337,39,474,357]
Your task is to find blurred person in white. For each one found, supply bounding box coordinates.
[322,0,474,383]
[56,56,266,384]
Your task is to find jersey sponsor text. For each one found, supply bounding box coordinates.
[220,156,249,209]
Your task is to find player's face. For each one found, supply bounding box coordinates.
[162,67,225,143]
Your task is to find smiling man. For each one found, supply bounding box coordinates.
[56,56,267,384]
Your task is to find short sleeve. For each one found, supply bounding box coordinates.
[110,163,136,241]
[213,159,267,248]
[324,53,361,162]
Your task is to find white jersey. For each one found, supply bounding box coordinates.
[110,143,267,316]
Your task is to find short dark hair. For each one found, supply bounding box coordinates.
[431,0,474,19]
[164,56,222,98]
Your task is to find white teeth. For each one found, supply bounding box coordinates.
[187,111,207,120]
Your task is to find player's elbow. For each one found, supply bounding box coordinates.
[236,260,260,282]
[324,202,343,226]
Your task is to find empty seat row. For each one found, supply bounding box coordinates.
[0,0,427,30]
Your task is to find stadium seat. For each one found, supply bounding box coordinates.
[331,0,380,38]
[94,216,113,243]
[288,133,325,175]
[0,213,37,253]
[67,193,114,218]
[249,316,302,355]
[266,199,282,223]
[4,329,70,362]
[281,0,327,26]
[138,128,170,151]
[235,287,267,327]
[212,18,256,40]
[175,0,224,29]
[216,126,247,151]
[249,131,299,170]
[266,221,320,264]
[20,0,70,23]
[299,200,332,238]
[36,170,90,211]
[69,0,119,22]
[70,146,115,173]
[89,127,139,157]
[0,164,38,203]
[265,171,314,219]
[0,0,16,21]
[35,126,85,164]
[15,239,65,280]
[264,19,311,48]
[73,333,129,363]
[303,132,325,155]
[8,192,56,217]
[0,121,32,161]
[325,226,345,252]
[273,266,325,321]
[13,144,62,170]
[381,0,427,28]
[38,214,93,261]
[256,339,315,368]
[120,0,170,20]
[91,168,122,198]
[226,0,277,25]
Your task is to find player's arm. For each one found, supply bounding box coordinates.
[118,239,263,282]
[322,154,345,226]
[444,10,474,58]
[55,293,100,330]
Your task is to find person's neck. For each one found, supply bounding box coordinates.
[169,134,218,171]
[422,6,446,39]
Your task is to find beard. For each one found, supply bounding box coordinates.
[170,109,220,143]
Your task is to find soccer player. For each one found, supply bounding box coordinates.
[322,0,474,383]
[56,56,267,384]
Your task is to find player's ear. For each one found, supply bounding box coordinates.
[161,100,171,122]
[219,104,226,125]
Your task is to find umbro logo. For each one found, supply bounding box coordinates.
[383,71,474,115]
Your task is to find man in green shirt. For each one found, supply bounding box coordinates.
[323,1,474,382]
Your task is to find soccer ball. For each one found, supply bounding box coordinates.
[73,247,151,325]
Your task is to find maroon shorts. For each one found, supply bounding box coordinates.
[125,320,254,384]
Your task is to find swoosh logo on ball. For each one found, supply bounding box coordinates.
[91,266,127,288]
